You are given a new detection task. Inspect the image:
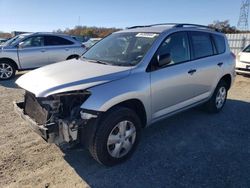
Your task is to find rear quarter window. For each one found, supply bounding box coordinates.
[212,34,226,54]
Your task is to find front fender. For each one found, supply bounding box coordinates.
[81,71,152,124]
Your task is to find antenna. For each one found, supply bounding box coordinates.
[238,0,250,30]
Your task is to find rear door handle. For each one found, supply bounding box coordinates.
[41,49,46,52]
[65,48,69,51]
[217,62,223,67]
[188,69,196,75]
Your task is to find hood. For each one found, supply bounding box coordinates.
[16,59,132,97]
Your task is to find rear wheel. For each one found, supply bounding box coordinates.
[204,80,228,113]
[0,62,16,80]
[88,107,141,166]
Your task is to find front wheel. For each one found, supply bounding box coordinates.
[204,80,228,113]
[0,62,16,80]
[88,107,142,166]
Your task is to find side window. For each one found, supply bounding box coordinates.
[21,36,44,48]
[190,32,213,59]
[212,34,226,54]
[44,36,74,46]
[156,32,190,65]
[243,44,250,52]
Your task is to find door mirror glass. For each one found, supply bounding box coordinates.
[157,53,172,67]
[18,42,24,49]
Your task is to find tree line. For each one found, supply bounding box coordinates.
[0,20,249,39]
[54,26,121,38]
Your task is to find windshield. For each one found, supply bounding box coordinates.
[83,32,159,66]
[3,35,26,46]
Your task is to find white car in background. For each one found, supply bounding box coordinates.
[236,45,250,75]
[82,38,102,49]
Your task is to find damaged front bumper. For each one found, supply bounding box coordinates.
[14,101,58,143]
[13,90,101,146]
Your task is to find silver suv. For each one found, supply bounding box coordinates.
[0,32,85,80]
[15,24,236,166]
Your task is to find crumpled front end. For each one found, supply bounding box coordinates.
[14,90,97,145]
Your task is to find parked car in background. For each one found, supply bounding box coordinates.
[82,38,102,49]
[0,38,8,45]
[15,23,235,166]
[0,32,86,80]
[236,44,250,75]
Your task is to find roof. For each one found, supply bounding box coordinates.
[117,23,220,34]
[18,32,70,37]
[118,26,173,33]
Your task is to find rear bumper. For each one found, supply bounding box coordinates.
[13,101,57,143]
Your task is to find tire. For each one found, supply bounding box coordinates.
[88,107,142,166]
[204,80,228,113]
[0,61,16,80]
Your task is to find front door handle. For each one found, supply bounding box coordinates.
[65,48,69,51]
[41,49,46,52]
[188,69,196,75]
[217,62,223,67]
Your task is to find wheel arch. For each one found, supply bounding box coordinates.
[219,74,232,90]
[0,58,18,70]
[66,54,79,60]
[105,99,147,128]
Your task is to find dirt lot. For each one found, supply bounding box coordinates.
[0,73,250,188]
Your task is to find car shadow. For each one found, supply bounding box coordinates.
[0,71,26,88]
[63,99,250,188]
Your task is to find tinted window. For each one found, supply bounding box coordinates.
[21,36,44,48]
[44,36,74,46]
[243,44,250,52]
[156,32,190,65]
[190,32,213,59]
[213,34,226,54]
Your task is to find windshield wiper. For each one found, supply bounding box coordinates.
[81,57,110,65]
[92,60,110,65]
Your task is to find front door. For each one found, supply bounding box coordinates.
[18,36,48,69]
[150,32,198,120]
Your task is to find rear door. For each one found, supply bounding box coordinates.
[44,35,75,65]
[18,36,48,69]
[188,31,225,96]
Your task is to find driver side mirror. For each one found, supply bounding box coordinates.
[17,42,24,49]
[157,53,172,67]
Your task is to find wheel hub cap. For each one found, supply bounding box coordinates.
[107,120,136,158]
[0,63,13,79]
[216,87,226,109]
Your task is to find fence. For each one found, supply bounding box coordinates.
[226,33,250,55]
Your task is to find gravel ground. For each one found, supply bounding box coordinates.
[0,73,250,188]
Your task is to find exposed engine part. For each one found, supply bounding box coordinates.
[23,91,91,145]
[80,111,98,120]
[57,119,78,143]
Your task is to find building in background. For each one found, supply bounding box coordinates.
[226,33,250,54]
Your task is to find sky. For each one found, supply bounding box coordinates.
[0,0,244,32]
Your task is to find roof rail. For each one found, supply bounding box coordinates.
[127,23,177,29]
[126,23,220,32]
[174,23,220,31]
